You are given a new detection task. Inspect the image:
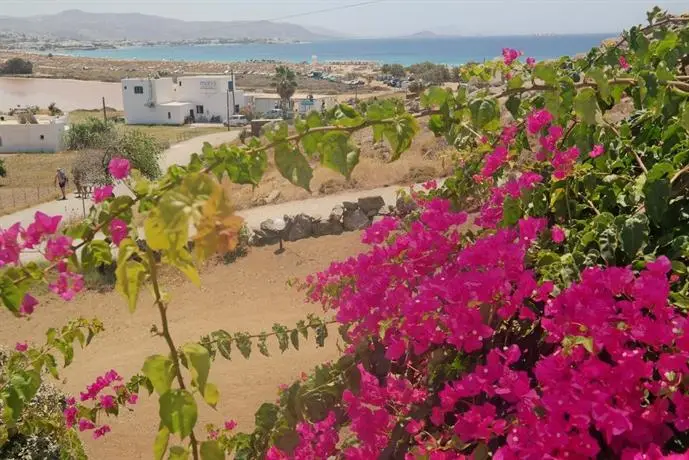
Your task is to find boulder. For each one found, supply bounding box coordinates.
[285,213,313,242]
[250,229,280,246]
[330,205,345,222]
[358,196,385,217]
[396,196,418,216]
[266,189,281,204]
[343,209,371,231]
[343,201,358,211]
[260,217,287,234]
[313,219,344,237]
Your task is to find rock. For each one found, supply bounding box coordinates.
[330,205,345,222]
[313,219,344,237]
[358,196,385,217]
[396,196,418,216]
[343,209,371,231]
[250,229,280,246]
[260,217,287,234]
[343,201,358,211]
[286,214,313,242]
[266,189,281,204]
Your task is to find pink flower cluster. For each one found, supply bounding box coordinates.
[267,411,339,459]
[502,48,523,66]
[66,369,138,440]
[300,194,689,458]
[476,172,542,228]
[0,211,62,267]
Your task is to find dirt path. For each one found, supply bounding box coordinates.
[0,232,365,459]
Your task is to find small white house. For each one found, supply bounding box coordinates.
[122,76,248,125]
[0,114,69,153]
[246,93,337,116]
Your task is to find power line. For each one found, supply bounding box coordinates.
[269,0,386,22]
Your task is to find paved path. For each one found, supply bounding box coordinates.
[0,130,241,230]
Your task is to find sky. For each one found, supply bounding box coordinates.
[0,0,686,37]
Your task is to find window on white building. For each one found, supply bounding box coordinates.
[0,137,3,147]
[40,135,45,140]
[134,86,144,94]
[196,105,204,114]
[168,112,172,119]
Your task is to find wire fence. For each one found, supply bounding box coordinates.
[0,185,68,215]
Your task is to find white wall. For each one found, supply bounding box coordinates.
[122,76,244,124]
[0,119,67,153]
[252,97,281,115]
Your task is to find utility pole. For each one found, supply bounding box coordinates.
[226,89,231,131]
[231,69,236,116]
[102,97,107,122]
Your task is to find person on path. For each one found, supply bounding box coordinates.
[55,168,68,201]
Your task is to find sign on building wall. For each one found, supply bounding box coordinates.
[199,80,217,90]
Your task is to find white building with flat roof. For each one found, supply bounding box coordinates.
[122,76,248,125]
[0,114,69,153]
[247,93,337,116]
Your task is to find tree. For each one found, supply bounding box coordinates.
[407,61,451,84]
[381,63,406,78]
[0,58,33,75]
[273,65,297,118]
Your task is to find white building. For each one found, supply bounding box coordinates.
[0,114,69,153]
[122,76,248,125]
[247,93,337,116]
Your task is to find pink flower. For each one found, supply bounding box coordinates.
[551,225,566,244]
[526,57,536,67]
[502,48,522,66]
[0,223,23,266]
[127,394,138,405]
[15,342,28,352]
[405,419,424,435]
[589,144,605,158]
[49,270,84,301]
[78,418,95,432]
[481,145,509,177]
[108,157,131,180]
[23,212,62,249]
[99,394,116,410]
[224,420,237,431]
[93,425,111,439]
[45,235,73,261]
[423,180,438,190]
[63,405,77,428]
[93,185,114,204]
[109,219,128,246]
[619,55,630,70]
[526,109,553,134]
[20,294,38,315]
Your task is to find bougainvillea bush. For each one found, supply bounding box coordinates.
[1,6,689,460]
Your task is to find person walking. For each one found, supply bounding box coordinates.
[55,168,68,201]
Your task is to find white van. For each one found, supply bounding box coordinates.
[225,115,249,127]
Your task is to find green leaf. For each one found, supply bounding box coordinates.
[257,334,270,357]
[563,335,594,355]
[153,426,170,460]
[332,104,364,128]
[507,74,524,90]
[273,324,290,353]
[200,441,225,460]
[82,240,113,272]
[115,259,147,313]
[680,103,689,131]
[420,87,449,107]
[159,389,198,439]
[469,99,498,130]
[274,143,313,192]
[234,333,252,359]
[290,329,300,351]
[0,276,23,314]
[502,196,521,227]
[319,132,360,179]
[647,162,675,182]
[586,68,610,102]
[380,115,419,161]
[315,323,328,347]
[4,370,41,421]
[505,96,521,119]
[620,214,649,259]
[254,403,279,431]
[182,343,211,393]
[211,330,232,360]
[142,355,175,396]
[644,178,671,226]
[168,446,189,460]
[203,383,220,409]
[164,247,200,287]
[533,62,557,85]
[574,88,598,125]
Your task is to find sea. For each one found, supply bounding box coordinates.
[63,34,612,66]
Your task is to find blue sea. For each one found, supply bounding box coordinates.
[63,35,612,66]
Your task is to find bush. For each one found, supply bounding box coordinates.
[67,118,163,180]
[47,103,62,117]
[0,58,33,75]
[381,63,406,78]
[407,61,451,84]
[0,159,6,178]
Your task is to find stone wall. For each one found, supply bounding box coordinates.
[249,194,413,247]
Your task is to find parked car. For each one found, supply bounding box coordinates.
[264,109,284,119]
[224,114,249,127]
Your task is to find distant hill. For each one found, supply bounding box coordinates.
[0,10,337,42]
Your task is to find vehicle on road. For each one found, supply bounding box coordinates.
[224,114,249,127]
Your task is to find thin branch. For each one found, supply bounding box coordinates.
[671,165,689,185]
[146,247,200,460]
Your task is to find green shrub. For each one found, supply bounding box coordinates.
[0,58,33,75]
